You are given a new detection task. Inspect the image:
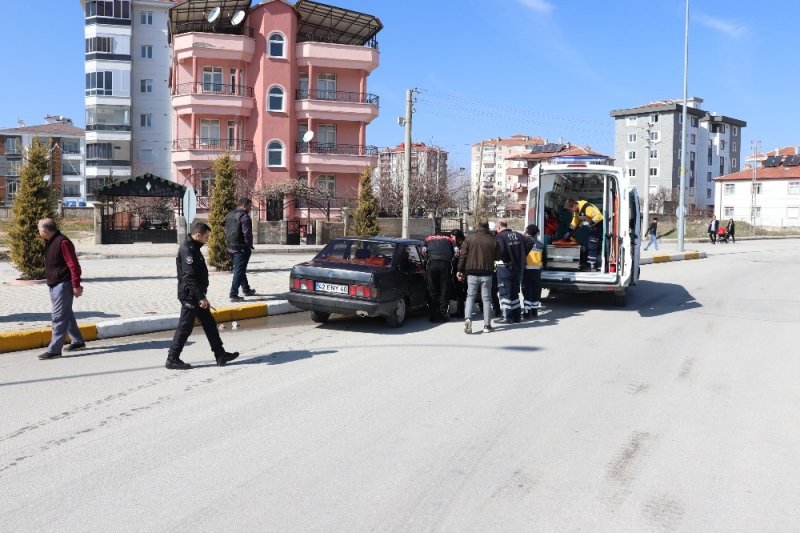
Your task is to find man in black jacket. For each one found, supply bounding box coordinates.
[495,220,526,323]
[167,222,239,370]
[225,197,256,302]
[423,233,455,322]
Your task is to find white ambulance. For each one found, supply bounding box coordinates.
[524,163,641,306]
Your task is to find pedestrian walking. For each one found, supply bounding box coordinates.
[457,221,500,334]
[37,218,86,360]
[225,197,256,302]
[522,224,545,319]
[494,220,526,324]
[708,215,719,244]
[422,232,455,322]
[726,218,736,243]
[643,217,659,251]
[167,221,239,370]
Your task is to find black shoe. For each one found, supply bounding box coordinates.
[215,351,240,366]
[38,351,62,360]
[65,341,86,352]
[229,295,244,302]
[165,358,192,370]
[243,289,256,296]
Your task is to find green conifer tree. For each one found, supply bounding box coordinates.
[7,137,59,280]
[207,153,238,270]
[353,167,380,236]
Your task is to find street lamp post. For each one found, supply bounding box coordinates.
[677,0,690,251]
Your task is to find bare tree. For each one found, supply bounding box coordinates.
[649,186,670,214]
[375,164,470,217]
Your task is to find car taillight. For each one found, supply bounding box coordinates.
[292,278,315,291]
[349,284,375,298]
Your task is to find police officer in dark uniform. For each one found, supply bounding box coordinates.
[166,221,239,370]
[423,232,456,322]
[495,220,526,323]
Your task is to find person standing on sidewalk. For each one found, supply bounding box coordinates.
[37,218,86,360]
[457,221,500,334]
[643,217,659,251]
[422,232,455,323]
[708,215,719,244]
[225,197,256,302]
[494,220,526,324]
[167,222,239,370]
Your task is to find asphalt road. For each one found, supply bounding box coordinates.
[1,240,799,532]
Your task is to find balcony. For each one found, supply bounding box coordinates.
[296,41,379,72]
[507,167,528,177]
[295,142,378,173]
[173,32,255,63]
[173,82,255,117]
[172,138,254,169]
[295,89,379,123]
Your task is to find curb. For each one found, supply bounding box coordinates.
[640,250,706,265]
[0,300,300,354]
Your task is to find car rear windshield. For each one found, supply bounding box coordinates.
[314,239,397,268]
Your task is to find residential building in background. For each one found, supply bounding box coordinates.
[374,142,448,213]
[610,97,747,214]
[169,0,382,221]
[715,146,800,227]
[81,0,177,202]
[0,117,85,206]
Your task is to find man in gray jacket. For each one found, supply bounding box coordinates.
[456,221,500,334]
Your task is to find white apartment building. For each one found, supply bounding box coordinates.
[610,97,746,213]
[81,0,176,202]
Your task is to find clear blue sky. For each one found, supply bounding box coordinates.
[2,0,797,169]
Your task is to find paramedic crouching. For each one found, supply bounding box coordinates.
[564,199,603,271]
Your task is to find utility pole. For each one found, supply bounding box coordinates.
[751,139,760,232]
[401,88,416,239]
[677,0,690,251]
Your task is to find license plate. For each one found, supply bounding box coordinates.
[315,281,348,294]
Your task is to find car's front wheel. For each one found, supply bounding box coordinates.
[385,297,407,328]
[310,310,330,323]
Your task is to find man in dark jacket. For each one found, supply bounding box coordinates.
[495,220,526,323]
[37,218,86,359]
[423,233,455,322]
[708,215,719,244]
[456,221,500,334]
[225,197,256,302]
[167,221,239,370]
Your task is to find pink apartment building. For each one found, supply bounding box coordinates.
[169,0,382,222]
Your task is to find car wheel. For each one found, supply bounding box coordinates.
[310,310,330,323]
[385,297,407,328]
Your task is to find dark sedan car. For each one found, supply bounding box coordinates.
[287,237,429,327]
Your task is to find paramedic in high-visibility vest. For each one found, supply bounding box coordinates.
[563,199,603,271]
[522,224,546,319]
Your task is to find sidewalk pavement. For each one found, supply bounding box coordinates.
[0,239,714,354]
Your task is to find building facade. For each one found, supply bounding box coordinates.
[81,0,177,202]
[0,117,85,206]
[610,97,746,213]
[374,142,448,213]
[715,146,800,227]
[169,0,382,220]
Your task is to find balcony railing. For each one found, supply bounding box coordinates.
[175,82,255,98]
[295,89,379,106]
[295,142,378,156]
[173,138,254,151]
[86,124,131,132]
[296,32,378,50]
[86,159,131,167]
[174,22,254,38]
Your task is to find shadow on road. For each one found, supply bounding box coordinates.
[0,311,121,323]
[235,349,338,366]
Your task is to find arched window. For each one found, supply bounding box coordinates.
[268,33,285,57]
[267,141,284,167]
[268,86,284,112]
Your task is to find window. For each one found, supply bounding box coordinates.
[85,71,113,96]
[732,158,738,168]
[788,207,799,219]
[649,131,660,141]
[139,148,153,163]
[86,142,113,159]
[298,73,309,99]
[691,116,699,127]
[268,86,285,112]
[199,172,215,197]
[689,187,695,196]
[719,156,725,176]
[200,119,220,145]
[733,126,739,136]
[140,10,152,24]
[202,67,223,93]
[63,182,81,197]
[650,149,658,159]
[317,73,336,100]
[690,133,696,145]
[626,150,636,160]
[140,113,152,127]
[626,117,637,126]
[4,137,21,154]
[62,140,81,154]
[628,133,637,143]
[724,207,734,217]
[789,181,800,195]
[724,183,735,195]
[141,45,152,59]
[267,141,284,166]
[752,183,762,194]
[85,36,113,54]
[317,124,336,148]
[227,120,239,149]
[268,33,285,57]
[84,0,131,19]
[707,145,713,165]
[650,168,658,176]
[140,79,153,93]
[8,161,22,175]
[62,160,80,175]
[720,140,726,150]
[6,179,18,202]
[317,175,335,197]
[706,189,712,199]
[628,168,636,177]
[650,114,659,123]
[707,172,712,182]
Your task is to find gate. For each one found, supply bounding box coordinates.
[286,219,301,245]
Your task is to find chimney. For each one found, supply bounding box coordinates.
[17,119,24,128]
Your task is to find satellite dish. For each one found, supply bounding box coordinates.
[231,10,245,26]
[206,7,221,23]
[302,130,314,143]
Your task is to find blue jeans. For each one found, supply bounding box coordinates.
[229,249,252,297]
[644,233,658,250]
[464,275,492,326]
